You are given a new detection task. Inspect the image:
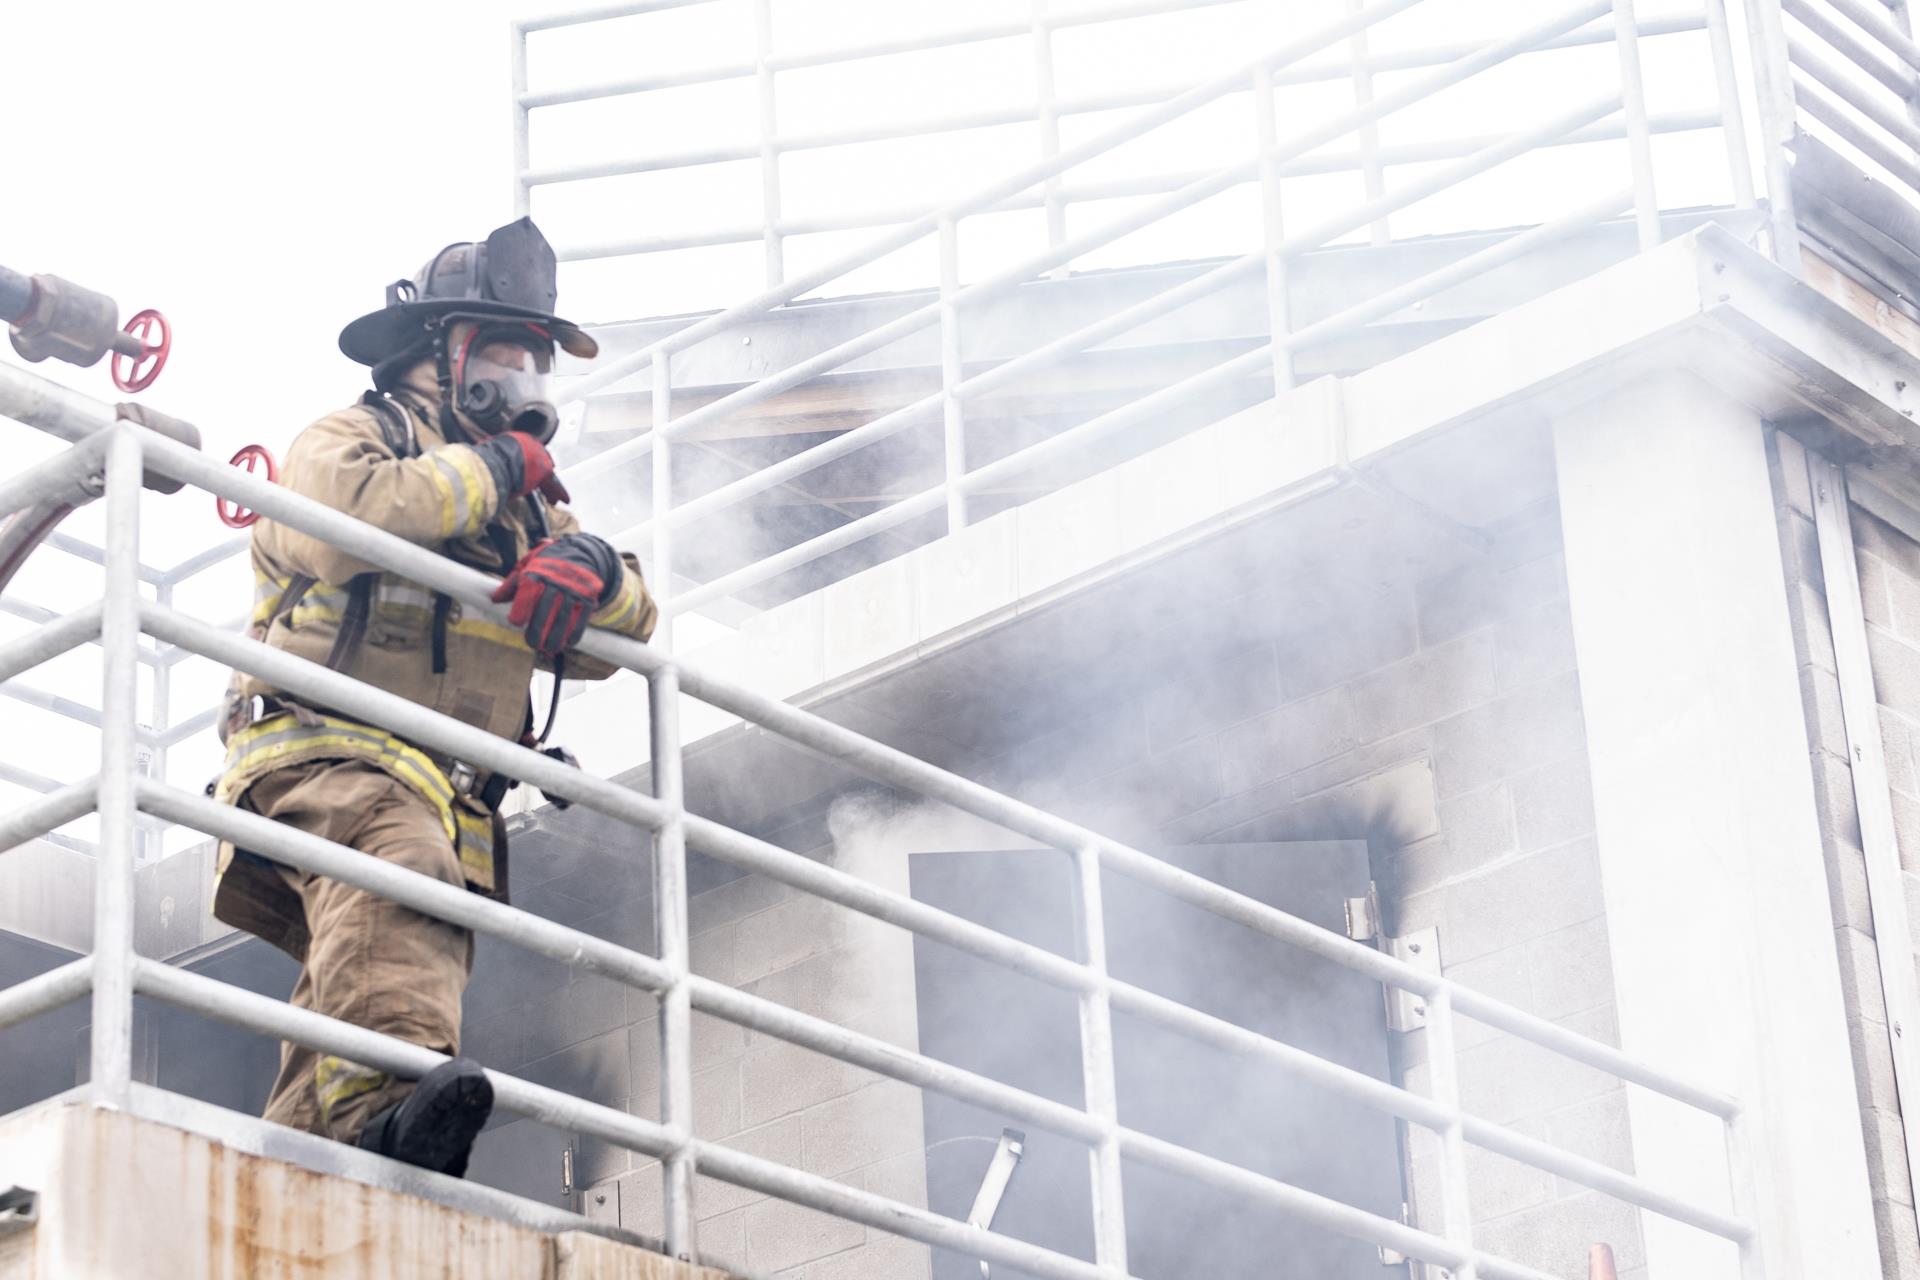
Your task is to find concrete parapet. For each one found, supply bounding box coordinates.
[0,1100,733,1280]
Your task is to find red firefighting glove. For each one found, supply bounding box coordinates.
[470,431,572,505]
[489,533,622,658]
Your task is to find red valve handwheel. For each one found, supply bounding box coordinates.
[217,444,278,529]
[111,309,171,393]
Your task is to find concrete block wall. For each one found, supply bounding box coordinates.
[460,503,1638,1277]
[1774,427,1920,1277]
[929,505,1636,1277]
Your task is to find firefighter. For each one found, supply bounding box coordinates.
[210,218,657,1177]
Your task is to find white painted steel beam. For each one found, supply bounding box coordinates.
[1555,371,1872,1279]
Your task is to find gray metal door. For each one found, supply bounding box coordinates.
[911,841,1400,1279]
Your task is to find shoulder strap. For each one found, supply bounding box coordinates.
[260,572,316,637]
[359,392,418,458]
[322,575,375,671]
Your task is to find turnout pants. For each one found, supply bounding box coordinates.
[241,759,475,1143]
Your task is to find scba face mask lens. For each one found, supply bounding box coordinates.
[455,326,559,441]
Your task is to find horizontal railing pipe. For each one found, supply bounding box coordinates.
[0,376,118,445]
[131,951,1628,1280]
[148,770,1736,1236]
[528,5,1696,201]
[42,531,166,585]
[525,0,1260,119]
[523,137,760,187]
[1788,36,1920,152]
[138,780,672,987]
[131,958,691,1181]
[752,108,1712,247]
[131,561,1743,1149]
[1819,0,1920,72]
[159,535,250,588]
[555,0,1425,407]
[0,775,97,853]
[0,957,92,1032]
[0,600,100,685]
[580,4,1612,508]
[1459,1112,1750,1241]
[0,760,66,795]
[157,706,220,749]
[516,0,719,34]
[518,61,758,112]
[1794,72,1920,192]
[0,430,106,520]
[62,411,1742,1121]
[2,680,105,731]
[547,14,1711,262]
[137,602,673,834]
[132,958,1112,1280]
[666,176,1623,614]
[1780,0,1917,97]
[1112,1127,1556,1280]
[0,595,164,667]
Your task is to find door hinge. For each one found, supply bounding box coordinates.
[1346,882,1382,942]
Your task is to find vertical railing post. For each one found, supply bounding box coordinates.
[1611,0,1663,250]
[511,21,532,219]
[1704,0,1760,208]
[1031,0,1069,275]
[650,660,695,1257]
[1743,0,1804,271]
[143,579,173,865]
[1345,0,1390,245]
[1072,844,1128,1272]
[1425,988,1477,1280]
[648,344,693,1251]
[1723,1106,1768,1280]
[753,0,785,286]
[652,350,675,650]
[939,214,970,534]
[92,425,142,1104]
[1253,62,1296,396]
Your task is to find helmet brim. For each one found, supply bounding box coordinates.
[338,298,599,366]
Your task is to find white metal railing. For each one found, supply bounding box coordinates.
[0,0,1906,888]
[0,0,1903,963]
[1780,0,1920,204]
[0,366,1761,1279]
[0,0,1749,846]
[518,0,1763,637]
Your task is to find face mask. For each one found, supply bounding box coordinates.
[453,325,559,441]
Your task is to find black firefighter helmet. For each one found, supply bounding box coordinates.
[338,217,598,373]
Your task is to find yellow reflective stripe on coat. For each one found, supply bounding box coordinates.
[591,578,645,633]
[426,447,491,540]
[314,1055,389,1127]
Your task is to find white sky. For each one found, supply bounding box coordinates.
[0,0,1758,851]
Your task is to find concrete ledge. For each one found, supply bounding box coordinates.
[0,1099,734,1279]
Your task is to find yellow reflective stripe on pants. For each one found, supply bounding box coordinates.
[454,807,495,883]
[314,1054,390,1128]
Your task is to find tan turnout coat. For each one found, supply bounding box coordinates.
[211,386,656,953]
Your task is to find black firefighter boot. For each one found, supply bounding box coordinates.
[356,1057,494,1178]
